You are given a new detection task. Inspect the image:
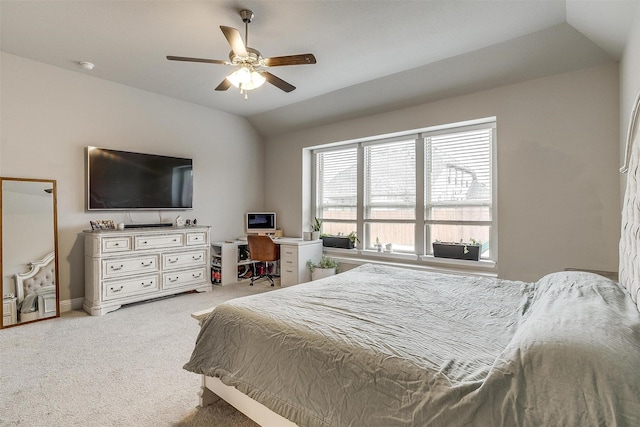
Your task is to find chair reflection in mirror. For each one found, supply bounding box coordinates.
[14,251,56,323]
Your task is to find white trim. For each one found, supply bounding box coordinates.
[323,247,497,277]
[59,297,84,313]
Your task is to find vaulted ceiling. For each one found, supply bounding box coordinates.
[1,1,637,136]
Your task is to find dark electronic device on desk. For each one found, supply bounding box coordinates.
[246,212,276,236]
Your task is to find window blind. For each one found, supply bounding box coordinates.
[427,129,492,207]
[316,147,357,220]
[364,139,416,219]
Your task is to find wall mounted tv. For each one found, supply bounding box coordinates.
[87,146,193,211]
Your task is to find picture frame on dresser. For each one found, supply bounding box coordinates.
[83,225,211,315]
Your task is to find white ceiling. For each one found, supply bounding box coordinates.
[1,1,638,137]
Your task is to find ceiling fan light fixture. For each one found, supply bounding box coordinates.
[226,67,266,91]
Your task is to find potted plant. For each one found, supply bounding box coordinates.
[375,237,383,252]
[307,255,339,280]
[321,231,358,249]
[432,239,482,261]
[310,217,322,240]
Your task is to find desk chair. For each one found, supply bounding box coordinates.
[247,235,279,286]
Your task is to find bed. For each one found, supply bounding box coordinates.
[185,95,640,426]
[185,264,640,426]
[14,251,57,322]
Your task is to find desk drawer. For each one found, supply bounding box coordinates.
[135,234,183,250]
[280,252,298,268]
[163,267,207,289]
[163,250,206,270]
[280,245,298,259]
[103,275,160,301]
[280,266,298,287]
[102,255,159,279]
[101,237,132,253]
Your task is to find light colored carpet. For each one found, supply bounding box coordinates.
[0,280,278,426]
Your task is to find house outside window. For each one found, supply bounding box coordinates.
[313,118,496,263]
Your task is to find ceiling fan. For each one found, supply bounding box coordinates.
[167,9,316,98]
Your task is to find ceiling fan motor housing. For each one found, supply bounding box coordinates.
[240,9,254,24]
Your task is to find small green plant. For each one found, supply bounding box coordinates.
[311,217,322,232]
[307,255,339,273]
[347,231,359,244]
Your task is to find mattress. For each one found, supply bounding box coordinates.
[184,264,640,426]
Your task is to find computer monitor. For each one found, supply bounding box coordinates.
[246,212,277,235]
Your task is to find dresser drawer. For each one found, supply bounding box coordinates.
[163,267,207,289]
[101,236,133,253]
[103,275,160,301]
[135,234,183,250]
[102,255,159,279]
[163,250,206,270]
[186,232,207,246]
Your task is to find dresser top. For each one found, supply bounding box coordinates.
[84,225,210,234]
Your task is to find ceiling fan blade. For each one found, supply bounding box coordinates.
[215,79,232,91]
[220,26,248,57]
[263,54,317,67]
[166,56,227,65]
[263,71,296,93]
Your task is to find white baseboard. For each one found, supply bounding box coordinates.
[59,297,84,313]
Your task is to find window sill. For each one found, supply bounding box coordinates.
[322,247,497,277]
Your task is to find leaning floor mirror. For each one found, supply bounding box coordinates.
[1,177,59,328]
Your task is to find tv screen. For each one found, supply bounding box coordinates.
[87,146,193,210]
[246,212,276,234]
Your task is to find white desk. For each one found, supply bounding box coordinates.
[211,238,323,286]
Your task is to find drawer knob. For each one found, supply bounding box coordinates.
[141,261,153,267]
[141,282,153,288]
[192,273,202,278]
[192,255,202,261]
[110,264,124,271]
[169,277,179,282]
[111,286,124,293]
[168,258,178,263]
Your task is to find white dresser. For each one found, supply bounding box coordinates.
[83,226,211,316]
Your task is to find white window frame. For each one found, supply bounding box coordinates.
[312,118,497,268]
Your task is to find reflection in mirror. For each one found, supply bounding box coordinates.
[1,178,59,328]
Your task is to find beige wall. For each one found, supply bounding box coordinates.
[265,63,620,282]
[0,53,264,303]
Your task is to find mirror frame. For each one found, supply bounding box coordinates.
[0,177,60,328]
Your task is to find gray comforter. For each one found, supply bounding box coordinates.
[184,264,640,426]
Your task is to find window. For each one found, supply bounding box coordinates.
[313,119,496,262]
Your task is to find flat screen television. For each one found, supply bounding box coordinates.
[87,146,193,210]
[246,212,276,235]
